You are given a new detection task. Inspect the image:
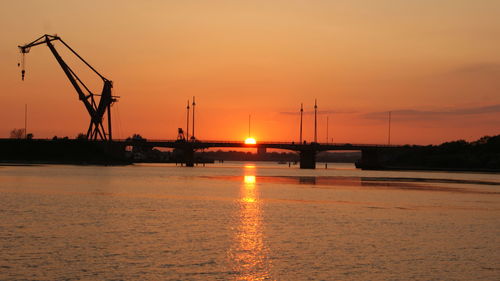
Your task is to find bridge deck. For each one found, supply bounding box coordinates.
[118,139,401,151]
[0,138,401,151]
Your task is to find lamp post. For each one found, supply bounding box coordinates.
[191,96,196,140]
[314,99,318,143]
[186,99,190,140]
[299,103,303,143]
[388,111,392,145]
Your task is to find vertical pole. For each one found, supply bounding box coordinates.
[388,111,392,145]
[314,99,317,143]
[326,116,329,144]
[24,104,27,139]
[186,99,190,140]
[299,103,303,144]
[108,103,112,141]
[192,96,196,140]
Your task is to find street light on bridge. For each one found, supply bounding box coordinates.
[245,114,257,144]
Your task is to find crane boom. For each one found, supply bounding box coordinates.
[18,34,117,141]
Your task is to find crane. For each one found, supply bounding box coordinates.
[18,34,117,141]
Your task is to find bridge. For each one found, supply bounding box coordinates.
[122,139,400,169]
[0,138,399,169]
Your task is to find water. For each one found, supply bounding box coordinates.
[1,162,499,280]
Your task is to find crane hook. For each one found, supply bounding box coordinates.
[19,50,26,81]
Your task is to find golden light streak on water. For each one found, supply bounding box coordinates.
[244,175,256,184]
[230,166,270,280]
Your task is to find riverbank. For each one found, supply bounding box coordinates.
[355,135,500,173]
[356,164,500,174]
[0,139,130,165]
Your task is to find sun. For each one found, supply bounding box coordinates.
[244,137,257,144]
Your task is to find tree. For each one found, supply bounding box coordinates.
[10,128,25,139]
[76,133,87,140]
[126,134,146,142]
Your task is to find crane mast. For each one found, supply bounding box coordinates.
[18,34,117,141]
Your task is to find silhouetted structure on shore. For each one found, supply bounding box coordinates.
[0,139,129,165]
[18,34,117,141]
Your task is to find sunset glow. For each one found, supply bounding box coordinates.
[1,1,499,145]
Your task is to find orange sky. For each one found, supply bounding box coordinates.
[1,0,499,145]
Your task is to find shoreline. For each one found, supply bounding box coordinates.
[0,160,132,166]
[357,165,500,174]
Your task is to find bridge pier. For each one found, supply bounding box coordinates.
[356,148,381,169]
[299,149,316,169]
[182,147,195,167]
[257,147,266,155]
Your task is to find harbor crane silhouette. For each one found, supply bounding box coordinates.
[18,34,117,141]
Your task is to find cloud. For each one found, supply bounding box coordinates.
[363,104,500,121]
[452,63,500,75]
[280,109,357,115]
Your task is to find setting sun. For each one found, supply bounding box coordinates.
[244,137,256,145]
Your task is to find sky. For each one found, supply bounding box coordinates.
[1,0,499,145]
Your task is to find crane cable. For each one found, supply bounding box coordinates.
[114,102,124,140]
[19,52,26,81]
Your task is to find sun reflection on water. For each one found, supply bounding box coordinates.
[229,166,270,280]
[244,175,256,184]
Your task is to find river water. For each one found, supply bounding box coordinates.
[0,162,499,280]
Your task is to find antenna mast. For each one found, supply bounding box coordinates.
[299,103,303,143]
[388,111,392,145]
[314,99,318,143]
[326,116,329,144]
[186,99,190,140]
[191,96,196,140]
[24,104,28,139]
[248,114,251,138]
